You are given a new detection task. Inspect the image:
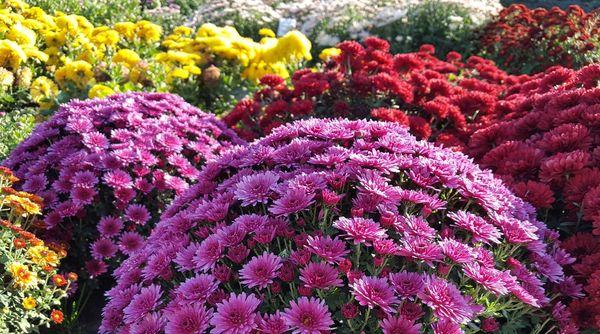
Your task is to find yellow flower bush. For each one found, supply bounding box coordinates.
[0,167,73,333]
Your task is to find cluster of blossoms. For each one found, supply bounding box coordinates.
[0,0,312,117]
[0,167,73,333]
[479,4,600,74]
[468,64,600,330]
[3,92,243,278]
[103,119,575,333]
[224,37,525,148]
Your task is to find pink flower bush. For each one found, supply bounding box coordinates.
[103,119,573,333]
[2,92,243,278]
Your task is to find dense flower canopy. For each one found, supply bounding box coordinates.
[468,63,600,330]
[2,92,244,277]
[104,118,574,333]
[223,38,529,149]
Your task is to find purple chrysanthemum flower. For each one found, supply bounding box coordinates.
[388,271,424,298]
[380,315,421,334]
[282,297,334,334]
[418,276,480,324]
[174,274,219,304]
[305,235,349,263]
[270,187,315,215]
[235,171,280,206]
[164,305,212,334]
[210,293,261,334]
[239,252,283,289]
[299,262,343,289]
[98,216,123,237]
[258,311,289,334]
[333,217,387,245]
[447,211,501,244]
[125,204,151,225]
[351,276,398,313]
[119,231,144,255]
[91,238,118,260]
[123,284,162,324]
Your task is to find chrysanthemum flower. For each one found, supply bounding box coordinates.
[282,297,334,334]
[210,293,261,334]
[239,252,282,289]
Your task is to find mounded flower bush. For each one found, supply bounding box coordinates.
[2,92,244,278]
[468,64,600,330]
[223,37,528,150]
[104,119,575,333]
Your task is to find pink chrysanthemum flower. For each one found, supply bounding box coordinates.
[125,204,151,225]
[299,262,343,289]
[351,276,398,313]
[174,274,219,304]
[98,216,123,238]
[418,276,481,324]
[164,305,212,334]
[380,315,421,334]
[210,293,261,334]
[119,232,144,255]
[389,271,424,298]
[282,297,334,334]
[123,285,162,324]
[91,238,118,260]
[333,217,387,245]
[235,171,280,206]
[257,311,289,334]
[447,211,501,245]
[270,188,315,215]
[305,235,349,263]
[239,252,283,289]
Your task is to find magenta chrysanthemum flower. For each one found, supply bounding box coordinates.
[463,263,509,295]
[125,204,151,225]
[91,238,118,259]
[239,252,283,289]
[119,231,144,255]
[123,284,162,324]
[193,236,223,272]
[164,305,212,334]
[174,274,219,304]
[418,276,480,324]
[299,262,343,289]
[351,276,398,313]
[389,271,424,298]
[98,216,123,238]
[306,235,349,263]
[210,293,261,334]
[439,238,475,264]
[235,171,280,206]
[431,319,464,334]
[380,315,421,334]
[103,169,133,189]
[270,188,315,215]
[258,311,289,334]
[447,211,501,245]
[333,217,387,245]
[282,297,334,334]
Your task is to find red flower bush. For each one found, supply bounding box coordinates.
[479,4,600,74]
[223,38,527,150]
[2,92,244,278]
[103,119,576,333]
[468,64,600,330]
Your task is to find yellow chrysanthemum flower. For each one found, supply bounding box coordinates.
[0,39,27,70]
[113,48,140,68]
[91,27,120,46]
[54,60,93,88]
[30,77,58,110]
[135,20,162,42]
[88,84,114,99]
[27,245,59,267]
[0,67,14,88]
[6,23,36,46]
[22,297,36,310]
[43,31,67,48]
[319,47,341,61]
[114,22,136,41]
[8,262,37,289]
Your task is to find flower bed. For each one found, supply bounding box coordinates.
[479,4,600,73]
[0,1,312,117]
[103,119,574,333]
[3,92,243,278]
[0,167,73,333]
[223,38,527,148]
